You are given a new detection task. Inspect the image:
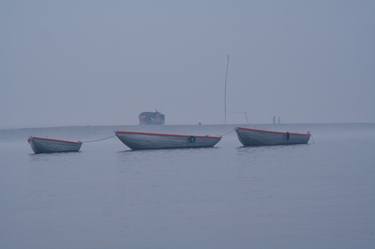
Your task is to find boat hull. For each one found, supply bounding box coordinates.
[28,137,82,154]
[115,131,221,150]
[236,127,310,146]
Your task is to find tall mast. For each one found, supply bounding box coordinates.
[224,54,230,123]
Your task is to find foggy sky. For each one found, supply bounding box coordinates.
[1,0,375,128]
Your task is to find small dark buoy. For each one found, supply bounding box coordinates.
[188,136,196,143]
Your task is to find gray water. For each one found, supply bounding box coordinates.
[1,124,374,249]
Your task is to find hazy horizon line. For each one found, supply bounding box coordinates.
[1,121,374,131]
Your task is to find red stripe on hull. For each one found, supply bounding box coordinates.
[237,127,310,137]
[115,131,221,140]
[28,136,82,145]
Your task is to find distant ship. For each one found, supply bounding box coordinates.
[138,111,165,125]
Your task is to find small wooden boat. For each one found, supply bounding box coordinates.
[115,131,222,150]
[28,136,82,154]
[236,127,310,146]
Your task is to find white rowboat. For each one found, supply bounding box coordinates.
[115,131,222,150]
[236,127,310,146]
[28,136,82,154]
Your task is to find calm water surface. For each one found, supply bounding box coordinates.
[0,124,374,249]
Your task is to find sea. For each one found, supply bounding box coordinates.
[0,123,374,249]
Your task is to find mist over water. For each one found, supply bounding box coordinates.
[1,0,375,247]
[1,124,374,249]
[1,0,375,128]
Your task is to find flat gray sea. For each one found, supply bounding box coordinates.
[0,124,374,249]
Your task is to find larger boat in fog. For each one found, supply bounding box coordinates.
[138,111,165,125]
[236,127,310,146]
[115,131,221,150]
[28,136,82,154]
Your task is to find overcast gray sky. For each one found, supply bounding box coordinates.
[1,0,374,128]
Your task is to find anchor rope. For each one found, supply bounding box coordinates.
[216,127,236,137]
[309,134,316,144]
[81,128,237,143]
[81,135,116,143]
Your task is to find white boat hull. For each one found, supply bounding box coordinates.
[28,137,82,154]
[115,131,221,150]
[236,127,310,146]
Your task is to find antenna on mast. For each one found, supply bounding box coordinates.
[224,54,230,123]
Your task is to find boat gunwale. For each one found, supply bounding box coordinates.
[237,127,310,137]
[28,136,82,145]
[115,131,222,140]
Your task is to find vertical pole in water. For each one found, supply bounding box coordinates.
[244,112,249,124]
[224,54,230,123]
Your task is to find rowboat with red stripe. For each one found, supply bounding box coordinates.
[28,136,82,154]
[235,127,310,146]
[115,131,222,150]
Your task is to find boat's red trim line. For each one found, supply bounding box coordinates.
[237,127,310,137]
[115,131,221,139]
[28,136,82,144]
